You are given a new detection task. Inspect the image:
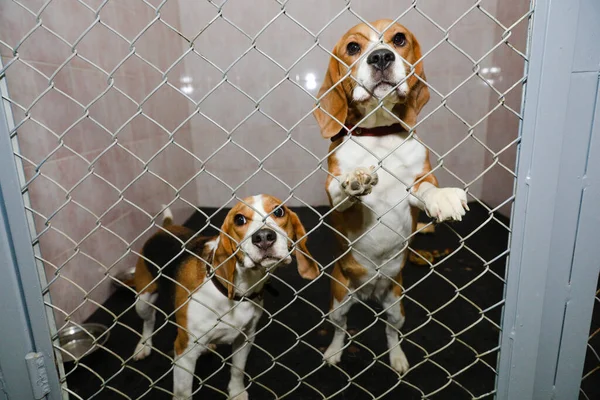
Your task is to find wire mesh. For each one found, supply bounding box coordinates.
[580,277,600,400]
[0,0,533,399]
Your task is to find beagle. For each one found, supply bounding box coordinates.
[314,20,469,374]
[132,195,318,400]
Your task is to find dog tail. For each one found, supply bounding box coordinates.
[161,205,174,228]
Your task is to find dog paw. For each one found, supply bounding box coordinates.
[390,347,410,375]
[341,166,378,197]
[229,391,249,400]
[422,187,469,222]
[133,340,152,361]
[323,345,343,366]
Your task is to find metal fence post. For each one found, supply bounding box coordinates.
[497,0,600,398]
[0,70,62,399]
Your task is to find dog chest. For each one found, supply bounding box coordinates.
[334,135,427,262]
[186,287,263,344]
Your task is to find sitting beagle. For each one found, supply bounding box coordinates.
[314,20,468,374]
[132,195,319,399]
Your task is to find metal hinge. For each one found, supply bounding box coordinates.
[25,353,50,399]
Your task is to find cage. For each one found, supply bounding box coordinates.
[0,0,598,399]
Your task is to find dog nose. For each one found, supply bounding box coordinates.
[251,228,277,250]
[367,49,395,71]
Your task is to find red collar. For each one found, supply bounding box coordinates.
[330,123,406,142]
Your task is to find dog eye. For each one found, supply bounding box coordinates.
[346,42,361,56]
[273,207,285,218]
[393,32,406,47]
[234,214,246,226]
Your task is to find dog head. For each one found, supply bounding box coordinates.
[211,195,319,298]
[314,19,429,138]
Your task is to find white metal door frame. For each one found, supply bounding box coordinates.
[1,0,598,399]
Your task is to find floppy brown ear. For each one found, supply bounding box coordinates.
[288,210,319,280]
[313,49,349,139]
[401,34,430,128]
[212,234,238,299]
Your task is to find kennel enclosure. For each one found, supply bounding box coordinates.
[0,0,599,399]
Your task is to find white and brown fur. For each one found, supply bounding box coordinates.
[314,20,469,374]
[132,195,318,399]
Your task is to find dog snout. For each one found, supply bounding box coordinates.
[367,49,395,71]
[251,228,277,250]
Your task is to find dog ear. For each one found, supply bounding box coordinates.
[288,209,319,280]
[212,234,238,299]
[314,49,348,139]
[401,33,430,128]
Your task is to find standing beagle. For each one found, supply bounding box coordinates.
[314,20,468,374]
[132,195,318,399]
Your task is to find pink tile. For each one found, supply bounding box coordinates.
[168,50,223,105]
[101,1,155,44]
[3,58,53,112]
[95,143,141,190]
[119,113,157,143]
[149,140,197,189]
[79,224,131,269]
[446,75,495,126]
[143,82,194,133]
[25,162,70,221]
[413,0,478,30]
[61,65,109,107]
[134,19,186,73]
[198,81,254,132]
[255,15,315,69]
[122,157,176,215]
[281,0,349,35]
[78,0,104,11]
[104,203,154,246]
[121,132,170,163]
[68,171,122,222]
[93,85,139,136]
[75,20,130,74]
[40,0,97,45]
[259,79,317,130]
[9,0,46,13]
[154,0,183,34]
[13,119,73,167]
[37,227,77,267]
[0,1,39,58]
[115,55,162,99]
[17,24,75,66]
[67,117,115,157]
[192,17,252,70]
[186,170,233,208]
[262,134,322,172]
[176,0,217,40]
[29,86,85,148]
[221,0,280,37]
[47,251,112,323]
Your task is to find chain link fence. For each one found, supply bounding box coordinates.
[0,0,536,398]
[580,278,600,400]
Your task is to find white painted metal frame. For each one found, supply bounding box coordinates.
[1,0,599,399]
[496,0,600,399]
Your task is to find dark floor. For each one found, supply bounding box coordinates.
[65,202,515,399]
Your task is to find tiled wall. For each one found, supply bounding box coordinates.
[481,0,530,215]
[0,0,198,324]
[176,0,525,209]
[0,0,527,323]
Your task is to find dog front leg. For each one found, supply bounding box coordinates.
[327,166,379,212]
[227,329,257,400]
[172,338,210,400]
